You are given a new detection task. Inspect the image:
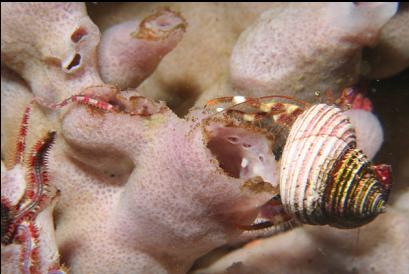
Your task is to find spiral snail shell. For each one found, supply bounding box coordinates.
[280,104,391,228]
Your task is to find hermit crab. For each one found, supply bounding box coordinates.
[204,88,392,231]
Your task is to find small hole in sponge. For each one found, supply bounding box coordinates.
[66,54,82,71]
[71,27,87,43]
[157,16,172,27]
[227,136,239,144]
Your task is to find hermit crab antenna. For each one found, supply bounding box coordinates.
[258,95,311,108]
[206,95,310,109]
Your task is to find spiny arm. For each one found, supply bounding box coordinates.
[16,132,56,221]
[14,104,32,166]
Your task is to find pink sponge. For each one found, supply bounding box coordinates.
[1,3,102,103]
[98,9,187,89]
[230,3,398,101]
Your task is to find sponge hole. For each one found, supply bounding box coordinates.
[71,27,88,43]
[65,53,82,71]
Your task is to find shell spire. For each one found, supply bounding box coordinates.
[280,104,391,228]
[323,148,389,228]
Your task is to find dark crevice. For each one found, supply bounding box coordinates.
[368,68,409,199]
[164,80,201,118]
[66,54,82,71]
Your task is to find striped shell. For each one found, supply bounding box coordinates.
[280,104,389,228]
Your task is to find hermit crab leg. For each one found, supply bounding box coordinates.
[205,95,252,107]
[15,131,56,221]
[336,86,373,111]
[205,95,307,129]
[236,197,293,232]
[35,94,118,112]
[236,221,277,231]
[205,94,310,108]
[239,220,299,239]
[34,87,169,118]
[257,94,310,108]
